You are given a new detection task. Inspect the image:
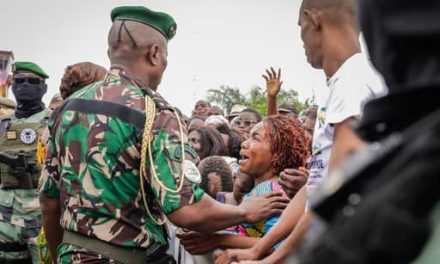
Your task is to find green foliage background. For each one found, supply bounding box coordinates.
[207,85,314,116]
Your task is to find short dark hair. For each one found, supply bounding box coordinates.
[241,108,262,123]
[198,156,233,198]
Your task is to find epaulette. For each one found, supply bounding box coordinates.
[143,88,174,112]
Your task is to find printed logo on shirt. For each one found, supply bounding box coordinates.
[317,107,327,129]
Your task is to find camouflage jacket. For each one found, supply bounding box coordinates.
[39,68,204,248]
[0,109,51,227]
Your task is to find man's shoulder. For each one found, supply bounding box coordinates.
[331,55,386,99]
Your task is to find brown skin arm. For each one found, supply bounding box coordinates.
[167,192,289,234]
[237,211,313,264]
[215,187,307,264]
[263,67,283,116]
[177,232,258,255]
[39,193,63,260]
[328,117,365,173]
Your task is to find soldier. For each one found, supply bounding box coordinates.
[39,6,288,264]
[0,61,50,264]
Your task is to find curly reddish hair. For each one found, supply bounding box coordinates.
[59,62,107,99]
[263,115,309,175]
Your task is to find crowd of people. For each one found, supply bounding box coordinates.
[0,0,439,263]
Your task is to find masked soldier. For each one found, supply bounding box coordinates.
[0,62,50,263]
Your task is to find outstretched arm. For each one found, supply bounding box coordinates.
[263,67,283,116]
[168,192,289,233]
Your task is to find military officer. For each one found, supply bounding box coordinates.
[39,6,288,264]
[0,61,50,264]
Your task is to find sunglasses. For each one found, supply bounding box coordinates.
[13,77,44,85]
[234,119,256,127]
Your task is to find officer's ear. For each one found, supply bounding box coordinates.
[304,9,321,32]
[147,44,160,66]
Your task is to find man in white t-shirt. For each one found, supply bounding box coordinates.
[306,52,387,204]
[216,0,387,263]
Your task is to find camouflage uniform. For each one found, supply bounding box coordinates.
[0,108,51,264]
[39,68,204,263]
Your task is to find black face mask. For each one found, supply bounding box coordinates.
[12,80,47,118]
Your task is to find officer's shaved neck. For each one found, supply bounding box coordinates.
[108,20,168,87]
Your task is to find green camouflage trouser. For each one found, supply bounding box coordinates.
[0,189,41,264]
[0,220,39,263]
[57,243,123,264]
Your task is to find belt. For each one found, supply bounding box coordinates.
[0,258,32,264]
[0,242,28,252]
[62,230,146,264]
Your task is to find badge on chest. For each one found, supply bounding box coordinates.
[20,128,37,144]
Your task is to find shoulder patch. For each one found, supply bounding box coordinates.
[6,130,17,140]
[183,160,201,184]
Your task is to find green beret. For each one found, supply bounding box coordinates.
[111,6,177,41]
[0,97,16,108]
[13,61,49,79]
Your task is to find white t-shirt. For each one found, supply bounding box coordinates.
[306,53,387,206]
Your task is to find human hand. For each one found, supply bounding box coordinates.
[262,67,283,97]
[278,167,308,199]
[237,260,270,264]
[215,247,260,264]
[240,192,290,223]
[177,231,220,255]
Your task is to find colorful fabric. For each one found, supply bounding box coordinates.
[39,68,204,262]
[236,180,286,239]
[37,227,51,264]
